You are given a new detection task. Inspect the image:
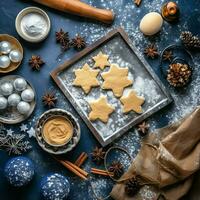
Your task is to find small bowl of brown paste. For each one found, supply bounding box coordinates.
[42,116,73,147]
[35,109,80,154]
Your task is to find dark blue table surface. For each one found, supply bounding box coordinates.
[0,0,200,199]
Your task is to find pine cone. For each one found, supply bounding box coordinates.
[167,63,192,87]
[180,31,200,49]
[125,177,141,196]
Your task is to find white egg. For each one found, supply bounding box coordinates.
[8,93,21,106]
[14,78,27,91]
[0,82,13,96]
[21,89,35,102]
[17,101,31,115]
[140,12,163,36]
[0,96,8,110]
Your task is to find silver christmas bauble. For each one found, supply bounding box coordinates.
[1,82,13,96]
[13,78,27,91]
[0,55,10,69]
[0,41,12,54]
[21,89,34,102]
[9,50,23,63]
[8,93,21,107]
[17,101,31,115]
[0,96,8,110]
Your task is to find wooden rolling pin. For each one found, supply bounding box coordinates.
[32,0,114,24]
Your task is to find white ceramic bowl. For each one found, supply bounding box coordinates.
[15,7,51,43]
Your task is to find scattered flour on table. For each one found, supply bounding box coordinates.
[88,178,113,200]
[139,185,158,200]
[133,76,161,104]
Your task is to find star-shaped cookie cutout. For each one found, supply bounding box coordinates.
[73,63,100,94]
[120,90,145,114]
[92,51,110,70]
[88,96,114,123]
[101,64,133,97]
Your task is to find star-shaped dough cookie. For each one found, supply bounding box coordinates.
[92,51,110,70]
[120,90,145,114]
[73,63,100,94]
[88,96,114,123]
[101,64,133,97]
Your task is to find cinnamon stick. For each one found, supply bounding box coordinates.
[74,152,88,167]
[54,157,88,180]
[65,160,88,177]
[91,168,114,177]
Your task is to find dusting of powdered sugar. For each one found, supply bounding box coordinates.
[139,185,158,200]
[88,178,113,200]
[133,76,162,104]
[114,130,141,159]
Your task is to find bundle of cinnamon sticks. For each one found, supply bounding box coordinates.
[54,152,88,180]
[91,168,114,177]
[54,152,113,180]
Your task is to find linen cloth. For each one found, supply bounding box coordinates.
[111,107,200,200]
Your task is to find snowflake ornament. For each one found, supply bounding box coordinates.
[6,129,14,136]
[0,132,32,155]
[27,127,35,138]
[20,124,28,132]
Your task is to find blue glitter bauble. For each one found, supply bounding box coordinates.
[40,173,70,200]
[4,156,35,187]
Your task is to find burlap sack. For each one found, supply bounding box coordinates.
[111,107,200,200]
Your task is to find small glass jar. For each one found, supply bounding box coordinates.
[161,2,180,22]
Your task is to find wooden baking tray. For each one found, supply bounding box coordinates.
[51,28,173,146]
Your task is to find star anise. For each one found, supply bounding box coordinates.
[55,29,69,44]
[108,161,124,178]
[137,121,149,136]
[91,147,105,164]
[162,50,173,62]
[61,42,71,52]
[125,177,141,196]
[42,91,57,108]
[29,55,45,71]
[71,34,86,50]
[144,44,159,59]
[56,29,70,52]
